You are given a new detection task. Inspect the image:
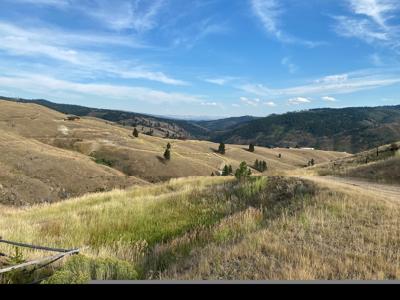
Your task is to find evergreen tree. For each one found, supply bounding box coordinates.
[167,142,171,150]
[218,143,226,154]
[235,162,252,181]
[228,165,233,174]
[222,165,230,176]
[163,148,171,160]
[133,128,139,138]
[249,143,255,152]
[262,161,267,171]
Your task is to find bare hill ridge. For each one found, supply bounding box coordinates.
[0,100,348,205]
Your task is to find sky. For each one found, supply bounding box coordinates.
[0,0,400,118]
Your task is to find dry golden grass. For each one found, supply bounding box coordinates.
[0,100,347,205]
[1,176,399,283]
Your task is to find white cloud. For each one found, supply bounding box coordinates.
[239,70,400,97]
[201,102,218,106]
[0,22,187,86]
[288,97,311,105]
[348,0,397,28]
[321,96,337,102]
[334,0,400,51]
[0,74,201,104]
[204,76,237,86]
[11,0,166,32]
[240,97,260,106]
[84,0,166,32]
[250,0,324,47]
[264,101,277,107]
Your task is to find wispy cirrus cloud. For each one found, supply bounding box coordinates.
[11,0,166,32]
[333,0,400,51]
[0,74,201,104]
[0,22,187,85]
[83,0,166,32]
[238,70,400,97]
[281,57,298,74]
[250,0,324,47]
[203,76,238,86]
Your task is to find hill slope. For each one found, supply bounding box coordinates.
[213,106,400,153]
[309,141,400,184]
[0,100,347,205]
[1,176,399,282]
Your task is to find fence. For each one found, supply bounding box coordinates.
[0,238,79,275]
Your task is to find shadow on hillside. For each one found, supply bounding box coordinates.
[156,156,167,164]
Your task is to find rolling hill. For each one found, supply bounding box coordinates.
[0,100,347,205]
[3,96,400,154]
[309,141,400,184]
[213,106,400,153]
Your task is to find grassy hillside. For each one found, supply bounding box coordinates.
[0,96,191,139]
[310,141,400,184]
[214,106,400,153]
[1,176,399,283]
[0,100,346,205]
[4,96,400,154]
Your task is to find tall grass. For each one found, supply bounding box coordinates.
[1,175,399,283]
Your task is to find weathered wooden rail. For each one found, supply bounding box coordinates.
[0,238,79,275]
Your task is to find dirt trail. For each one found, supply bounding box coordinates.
[299,175,400,202]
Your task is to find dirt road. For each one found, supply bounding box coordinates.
[299,176,400,202]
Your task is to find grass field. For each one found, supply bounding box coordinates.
[0,100,347,205]
[307,142,400,184]
[1,175,399,283]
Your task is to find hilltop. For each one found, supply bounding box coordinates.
[0,100,346,205]
[3,96,400,154]
[213,106,400,153]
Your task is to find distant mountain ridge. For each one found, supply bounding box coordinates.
[213,106,400,153]
[2,96,400,153]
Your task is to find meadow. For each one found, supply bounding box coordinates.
[1,175,399,283]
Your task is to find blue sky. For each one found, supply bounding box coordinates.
[0,0,399,117]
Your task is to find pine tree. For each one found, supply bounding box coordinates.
[218,143,226,154]
[249,143,255,152]
[163,148,171,160]
[133,128,139,138]
[262,161,267,171]
[222,165,230,176]
[235,162,252,181]
[228,165,233,174]
[167,143,171,150]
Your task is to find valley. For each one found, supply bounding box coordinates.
[0,99,399,283]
